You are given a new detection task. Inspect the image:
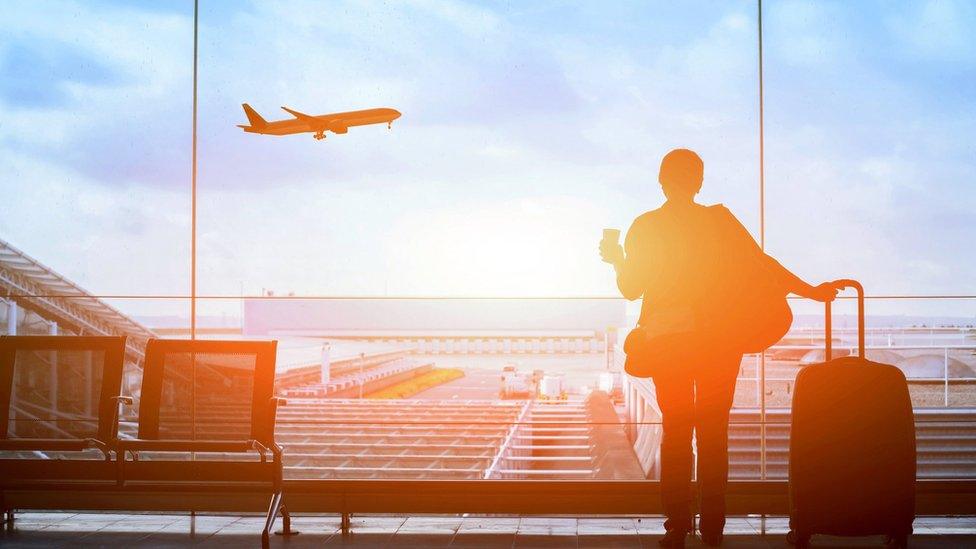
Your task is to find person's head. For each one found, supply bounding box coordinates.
[659,148,703,202]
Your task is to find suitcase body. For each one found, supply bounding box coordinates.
[788,280,916,548]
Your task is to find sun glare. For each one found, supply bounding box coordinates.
[388,198,609,296]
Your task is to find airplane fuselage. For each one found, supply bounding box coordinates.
[239,105,401,140]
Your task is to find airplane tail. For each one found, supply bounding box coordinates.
[241,103,267,128]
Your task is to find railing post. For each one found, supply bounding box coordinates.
[5,299,16,335]
[48,320,58,415]
[944,347,950,408]
[84,350,94,417]
[754,354,761,407]
[759,351,766,481]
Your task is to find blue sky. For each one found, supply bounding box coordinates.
[0,0,973,317]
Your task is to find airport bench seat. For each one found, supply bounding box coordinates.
[0,437,113,456]
[118,438,275,455]
[2,337,293,549]
[118,438,283,485]
[0,336,128,485]
[115,338,292,548]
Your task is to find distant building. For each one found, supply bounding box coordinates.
[243,298,626,355]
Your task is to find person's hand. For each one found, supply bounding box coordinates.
[599,239,624,265]
[809,281,839,303]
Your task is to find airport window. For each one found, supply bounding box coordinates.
[2,0,974,487]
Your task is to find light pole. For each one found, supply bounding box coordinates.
[190,0,198,341]
[359,352,366,399]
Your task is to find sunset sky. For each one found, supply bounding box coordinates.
[1,0,973,317]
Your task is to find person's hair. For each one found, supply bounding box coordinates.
[659,148,703,197]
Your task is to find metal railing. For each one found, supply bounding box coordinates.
[744,345,976,408]
[4,293,975,482]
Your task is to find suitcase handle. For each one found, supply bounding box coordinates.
[825,279,865,360]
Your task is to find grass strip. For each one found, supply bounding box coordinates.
[367,368,466,399]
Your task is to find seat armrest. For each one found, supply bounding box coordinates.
[0,438,112,460]
[85,437,113,458]
[245,439,270,461]
[110,395,134,406]
[270,441,284,460]
[119,439,257,455]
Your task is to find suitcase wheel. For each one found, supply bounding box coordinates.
[885,534,908,548]
[786,529,810,548]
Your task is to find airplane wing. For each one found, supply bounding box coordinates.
[281,106,327,127]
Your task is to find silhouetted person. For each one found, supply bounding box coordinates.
[600,149,837,547]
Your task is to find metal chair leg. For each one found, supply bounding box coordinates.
[262,491,283,549]
[274,503,299,537]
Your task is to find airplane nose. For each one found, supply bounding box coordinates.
[389,109,402,119]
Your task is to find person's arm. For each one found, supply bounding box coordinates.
[600,219,645,301]
[719,206,837,302]
[762,255,837,302]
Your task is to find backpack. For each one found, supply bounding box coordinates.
[623,204,791,378]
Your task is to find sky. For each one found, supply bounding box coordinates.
[0,0,974,318]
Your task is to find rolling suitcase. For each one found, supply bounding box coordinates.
[787,279,916,548]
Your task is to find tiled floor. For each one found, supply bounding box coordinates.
[1,513,974,548]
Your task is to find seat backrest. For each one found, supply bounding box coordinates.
[0,335,127,443]
[137,339,277,445]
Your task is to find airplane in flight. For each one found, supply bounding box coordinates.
[238,104,401,140]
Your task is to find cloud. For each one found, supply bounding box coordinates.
[0,147,190,298]
[0,0,587,190]
[765,0,850,68]
[0,0,192,186]
[885,0,976,64]
[2,0,974,302]
[0,39,126,108]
